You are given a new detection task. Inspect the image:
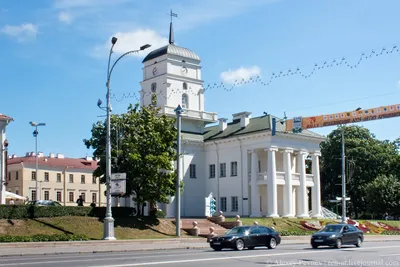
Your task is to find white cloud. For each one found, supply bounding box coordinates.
[220,66,261,84]
[53,0,129,9]
[93,29,168,58]
[0,23,38,42]
[58,11,73,24]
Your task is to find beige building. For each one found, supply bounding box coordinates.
[6,152,106,206]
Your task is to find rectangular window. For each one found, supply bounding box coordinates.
[8,172,11,181]
[69,192,74,202]
[81,175,85,184]
[189,164,196,178]
[220,163,226,177]
[57,173,61,183]
[92,193,97,203]
[16,190,19,195]
[16,171,19,180]
[31,171,36,181]
[44,172,49,182]
[69,174,73,183]
[220,197,227,212]
[258,160,261,172]
[81,192,86,201]
[31,190,36,201]
[231,196,238,212]
[231,161,238,176]
[209,164,215,178]
[92,176,96,184]
[44,191,50,200]
[56,191,62,202]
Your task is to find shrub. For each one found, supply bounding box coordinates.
[0,234,89,242]
[278,229,314,236]
[155,209,165,218]
[0,205,137,219]
[381,230,400,235]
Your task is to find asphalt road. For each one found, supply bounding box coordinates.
[0,241,399,267]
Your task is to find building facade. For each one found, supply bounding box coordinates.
[0,114,13,204]
[6,153,106,206]
[119,22,327,218]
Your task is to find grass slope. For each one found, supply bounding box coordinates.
[0,217,191,240]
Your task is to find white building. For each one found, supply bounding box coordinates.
[0,114,13,204]
[124,21,326,218]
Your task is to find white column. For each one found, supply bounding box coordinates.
[311,151,323,218]
[250,149,260,217]
[0,125,6,205]
[266,146,278,218]
[297,150,309,218]
[282,148,294,217]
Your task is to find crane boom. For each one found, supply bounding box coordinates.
[285,103,400,132]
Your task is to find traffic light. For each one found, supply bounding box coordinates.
[210,197,216,215]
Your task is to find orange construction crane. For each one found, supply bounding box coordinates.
[285,103,400,133]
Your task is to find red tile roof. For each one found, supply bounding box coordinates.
[7,156,98,171]
[0,114,13,121]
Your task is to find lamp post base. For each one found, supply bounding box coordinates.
[103,216,116,240]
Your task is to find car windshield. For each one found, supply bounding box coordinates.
[319,225,343,233]
[225,227,248,235]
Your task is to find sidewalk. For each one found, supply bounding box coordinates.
[0,235,399,257]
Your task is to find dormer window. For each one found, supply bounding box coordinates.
[151,82,157,93]
[183,82,188,90]
[182,94,188,109]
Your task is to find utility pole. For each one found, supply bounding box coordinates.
[341,126,347,224]
[174,104,184,237]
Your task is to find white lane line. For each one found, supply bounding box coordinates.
[380,253,400,257]
[0,250,205,263]
[91,245,400,267]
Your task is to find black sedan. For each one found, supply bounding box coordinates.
[209,225,281,251]
[310,223,364,249]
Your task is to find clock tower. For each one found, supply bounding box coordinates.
[139,19,217,132]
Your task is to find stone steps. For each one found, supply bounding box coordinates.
[179,219,228,236]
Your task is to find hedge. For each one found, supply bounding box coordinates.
[0,205,136,219]
[0,234,89,242]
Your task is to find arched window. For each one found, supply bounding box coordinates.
[182,94,188,109]
[183,82,188,90]
[151,82,157,93]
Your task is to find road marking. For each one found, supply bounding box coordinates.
[90,245,400,267]
[380,253,400,257]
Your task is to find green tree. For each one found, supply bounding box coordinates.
[83,103,178,215]
[364,175,400,218]
[320,125,399,218]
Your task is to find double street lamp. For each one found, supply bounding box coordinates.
[29,121,46,201]
[0,139,9,204]
[101,37,151,241]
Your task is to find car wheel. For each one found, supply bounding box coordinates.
[334,238,342,249]
[234,239,245,251]
[247,246,255,250]
[267,237,277,249]
[355,237,362,247]
[311,244,318,249]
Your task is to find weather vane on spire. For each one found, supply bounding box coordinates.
[168,10,177,44]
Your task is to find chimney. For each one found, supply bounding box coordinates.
[49,153,55,158]
[38,152,44,157]
[12,154,16,158]
[85,156,93,161]
[56,153,64,159]
[218,118,228,132]
[232,111,252,128]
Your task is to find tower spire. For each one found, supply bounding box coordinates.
[169,10,177,45]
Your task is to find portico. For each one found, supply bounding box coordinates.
[248,146,322,218]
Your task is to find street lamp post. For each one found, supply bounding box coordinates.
[174,104,184,237]
[29,122,46,201]
[101,37,151,241]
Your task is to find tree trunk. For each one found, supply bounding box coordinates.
[137,203,141,216]
[141,203,145,216]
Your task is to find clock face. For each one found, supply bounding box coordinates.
[152,67,157,75]
[181,66,188,75]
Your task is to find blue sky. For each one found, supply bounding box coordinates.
[1,0,400,158]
